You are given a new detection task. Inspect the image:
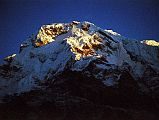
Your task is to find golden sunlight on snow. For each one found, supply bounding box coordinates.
[66,25,104,60]
[4,54,16,62]
[34,21,105,60]
[35,23,67,47]
[141,40,159,47]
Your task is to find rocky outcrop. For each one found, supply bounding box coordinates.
[0,21,159,119]
[35,23,68,47]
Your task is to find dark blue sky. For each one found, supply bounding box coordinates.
[0,0,159,61]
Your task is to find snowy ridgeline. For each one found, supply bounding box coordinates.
[0,21,159,97]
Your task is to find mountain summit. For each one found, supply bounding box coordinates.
[0,21,159,119]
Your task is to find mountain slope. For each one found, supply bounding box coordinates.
[0,21,159,119]
[0,21,159,97]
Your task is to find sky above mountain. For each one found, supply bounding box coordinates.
[0,0,159,61]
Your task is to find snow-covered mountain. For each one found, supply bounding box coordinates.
[1,21,159,119]
[0,21,159,97]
